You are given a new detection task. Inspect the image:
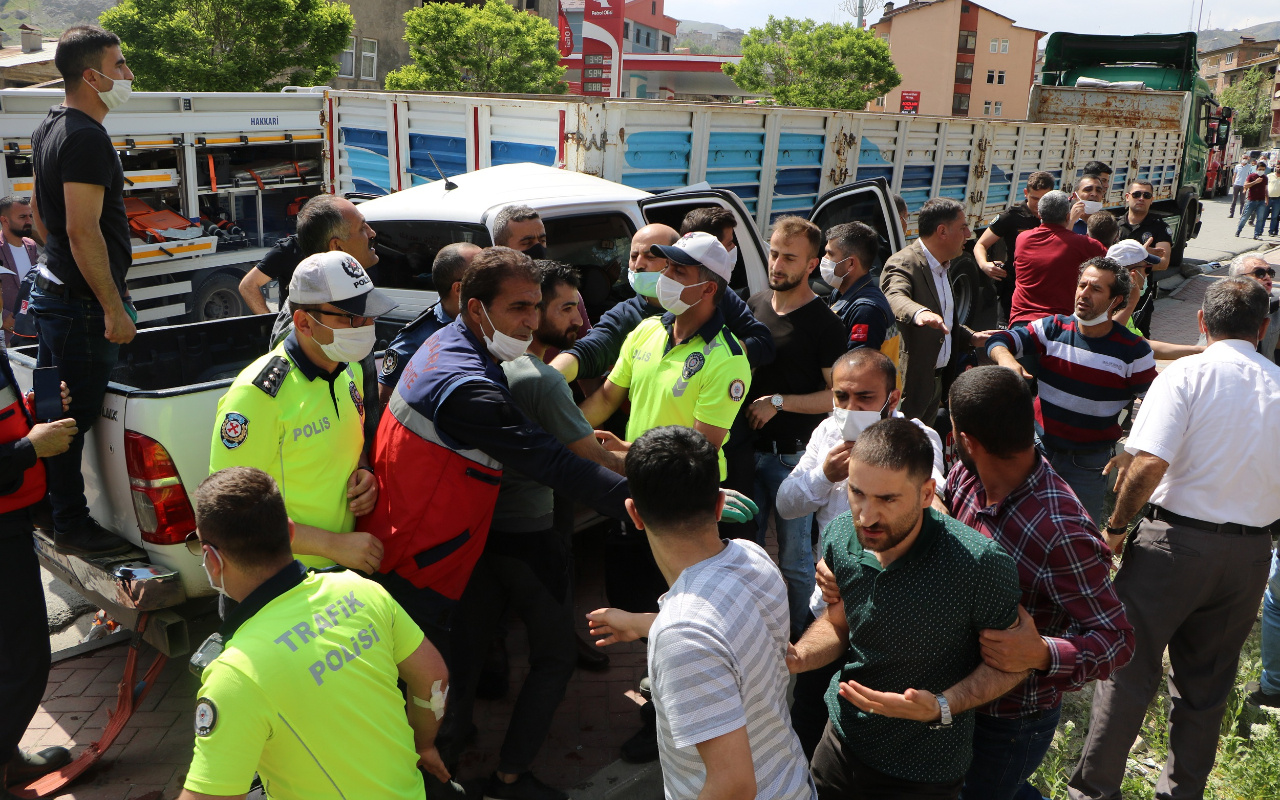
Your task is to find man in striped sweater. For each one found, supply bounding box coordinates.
[985,256,1156,524]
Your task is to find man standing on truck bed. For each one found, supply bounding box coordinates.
[28,25,137,556]
[210,252,394,575]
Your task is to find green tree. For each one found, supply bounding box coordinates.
[99,0,352,91]
[723,16,900,109]
[1220,66,1272,147]
[386,0,565,94]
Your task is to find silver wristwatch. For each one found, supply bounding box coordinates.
[930,693,953,729]
[770,393,784,411]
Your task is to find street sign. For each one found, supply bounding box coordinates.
[900,91,920,114]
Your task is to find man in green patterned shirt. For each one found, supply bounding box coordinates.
[787,418,1026,799]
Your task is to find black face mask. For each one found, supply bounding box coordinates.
[522,243,547,260]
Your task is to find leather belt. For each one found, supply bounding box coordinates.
[33,272,95,302]
[757,439,803,456]
[1149,506,1269,536]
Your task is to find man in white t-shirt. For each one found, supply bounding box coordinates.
[587,426,815,800]
[0,195,39,337]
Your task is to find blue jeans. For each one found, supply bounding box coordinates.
[1040,442,1111,526]
[1261,549,1280,696]
[1238,200,1266,236]
[753,450,813,639]
[960,707,1061,800]
[31,286,122,532]
[1264,196,1280,237]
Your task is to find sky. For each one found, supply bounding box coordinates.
[663,0,1276,37]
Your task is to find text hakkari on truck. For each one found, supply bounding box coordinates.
[1,31,1222,661]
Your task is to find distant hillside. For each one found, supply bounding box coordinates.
[677,20,730,37]
[0,0,115,45]
[1197,21,1280,52]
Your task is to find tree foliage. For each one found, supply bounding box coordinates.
[723,16,900,110]
[386,0,566,94]
[1219,66,1272,146]
[99,0,352,91]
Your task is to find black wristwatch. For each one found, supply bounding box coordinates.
[1105,524,1127,538]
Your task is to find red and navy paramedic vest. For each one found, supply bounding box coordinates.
[0,358,46,512]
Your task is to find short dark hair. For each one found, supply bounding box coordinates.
[460,246,539,307]
[771,216,822,260]
[697,265,729,305]
[917,198,964,238]
[832,348,896,396]
[680,207,736,239]
[492,205,541,247]
[850,418,934,485]
[825,221,877,274]
[432,243,476,293]
[892,193,908,218]
[1079,256,1132,300]
[1203,276,1269,341]
[1076,173,1106,191]
[949,366,1034,457]
[1086,211,1119,246]
[296,195,350,256]
[534,259,580,308]
[55,25,120,85]
[194,468,293,566]
[0,195,30,216]
[1083,160,1112,177]
[625,426,721,532]
[1026,171,1055,191]
[1127,179,1154,193]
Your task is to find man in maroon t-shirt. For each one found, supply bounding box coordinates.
[1009,190,1106,327]
[1237,161,1269,240]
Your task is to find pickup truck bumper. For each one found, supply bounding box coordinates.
[35,532,193,657]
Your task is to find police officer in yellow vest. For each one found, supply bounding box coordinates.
[0,366,78,795]
[178,467,452,800]
[210,251,397,573]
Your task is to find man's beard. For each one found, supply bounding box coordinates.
[537,322,577,351]
[6,224,30,239]
[856,503,922,553]
[955,435,977,475]
[768,273,805,292]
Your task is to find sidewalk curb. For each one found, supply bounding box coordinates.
[570,759,662,800]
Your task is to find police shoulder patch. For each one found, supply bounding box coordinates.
[253,356,292,397]
[194,696,217,737]
[682,351,705,380]
[728,379,746,402]
[381,350,398,377]
[220,412,248,449]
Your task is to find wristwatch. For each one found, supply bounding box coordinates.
[930,694,953,729]
[1105,524,1127,539]
[770,394,784,411]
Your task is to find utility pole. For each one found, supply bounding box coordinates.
[858,0,865,28]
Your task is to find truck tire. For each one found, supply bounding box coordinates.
[191,273,245,321]
[949,254,992,330]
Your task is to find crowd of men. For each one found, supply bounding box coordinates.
[4,22,1280,800]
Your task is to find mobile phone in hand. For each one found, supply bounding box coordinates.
[33,367,62,421]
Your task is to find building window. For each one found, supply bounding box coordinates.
[635,27,642,43]
[360,38,377,81]
[956,62,973,83]
[983,100,991,115]
[1225,52,1233,64]
[958,30,977,53]
[986,69,995,84]
[651,0,655,11]
[646,31,652,47]
[994,101,1003,116]
[875,95,885,106]
[623,22,630,38]
[525,0,538,10]
[961,3,971,11]
[997,70,1005,85]
[990,38,999,53]
[338,36,355,78]
[661,35,671,52]
[1000,38,1009,53]
[952,92,970,114]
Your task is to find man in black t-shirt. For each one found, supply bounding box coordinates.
[1116,178,1173,336]
[237,234,303,315]
[745,216,846,640]
[973,171,1055,328]
[29,26,137,556]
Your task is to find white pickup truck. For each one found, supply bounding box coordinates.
[15,163,902,656]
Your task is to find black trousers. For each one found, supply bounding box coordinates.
[812,721,964,800]
[791,650,843,760]
[0,509,48,756]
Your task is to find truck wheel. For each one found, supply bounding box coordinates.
[192,274,245,321]
[948,254,987,329]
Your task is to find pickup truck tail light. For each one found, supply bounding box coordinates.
[124,431,196,545]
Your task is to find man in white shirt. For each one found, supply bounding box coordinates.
[586,426,815,800]
[1229,155,1251,218]
[1070,277,1280,800]
[0,195,38,336]
[775,347,945,758]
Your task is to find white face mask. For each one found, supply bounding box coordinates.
[820,255,852,288]
[832,408,884,443]
[309,314,376,363]
[479,303,530,363]
[202,546,228,598]
[656,273,707,315]
[1080,200,1105,215]
[628,269,660,298]
[87,69,132,110]
[1074,298,1117,327]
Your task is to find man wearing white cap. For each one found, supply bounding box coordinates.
[210,250,398,573]
[984,255,1156,524]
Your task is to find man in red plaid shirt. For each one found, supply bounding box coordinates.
[945,366,1133,800]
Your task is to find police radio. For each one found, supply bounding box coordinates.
[189,632,224,677]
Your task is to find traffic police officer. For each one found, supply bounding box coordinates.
[178,467,451,800]
[210,251,397,572]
